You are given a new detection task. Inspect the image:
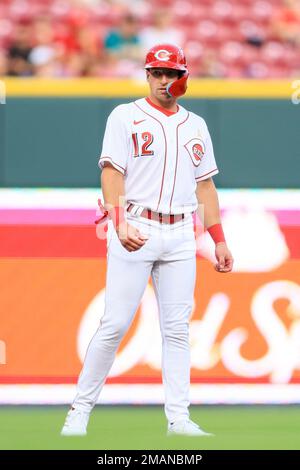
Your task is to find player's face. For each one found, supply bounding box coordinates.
[147,68,180,103]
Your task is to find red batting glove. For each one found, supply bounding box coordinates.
[95,198,109,225]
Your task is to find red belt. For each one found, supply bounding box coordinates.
[127,204,185,224]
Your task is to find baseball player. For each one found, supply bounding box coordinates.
[61,43,233,437]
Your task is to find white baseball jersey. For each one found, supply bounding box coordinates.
[98,97,218,215]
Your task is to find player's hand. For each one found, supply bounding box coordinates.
[116,222,149,252]
[214,242,233,273]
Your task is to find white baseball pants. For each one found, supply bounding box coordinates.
[72,213,196,424]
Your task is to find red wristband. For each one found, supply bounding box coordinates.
[207,223,226,244]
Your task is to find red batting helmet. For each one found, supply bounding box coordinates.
[145,44,188,72]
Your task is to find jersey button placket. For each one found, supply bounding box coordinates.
[162,126,177,214]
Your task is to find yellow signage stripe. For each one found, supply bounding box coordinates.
[3,78,294,98]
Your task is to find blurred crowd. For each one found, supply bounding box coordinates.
[0,0,300,78]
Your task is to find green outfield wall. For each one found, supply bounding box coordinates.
[1,79,299,188]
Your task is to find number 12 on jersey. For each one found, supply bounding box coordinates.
[132,132,154,158]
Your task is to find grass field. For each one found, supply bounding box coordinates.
[0,405,299,450]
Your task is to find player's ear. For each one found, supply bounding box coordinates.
[146,70,150,81]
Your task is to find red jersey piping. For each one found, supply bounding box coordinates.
[146,97,179,117]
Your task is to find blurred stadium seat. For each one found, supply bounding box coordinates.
[0,0,299,78]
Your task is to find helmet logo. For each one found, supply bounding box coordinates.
[154,49,172,61]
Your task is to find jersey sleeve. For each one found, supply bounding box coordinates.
[98,107,129,175]
[195,124,219,182]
